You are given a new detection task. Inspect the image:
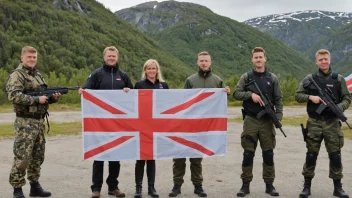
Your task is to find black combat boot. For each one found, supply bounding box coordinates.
[333,179,349,198]
[13,188,25,198]
[265,183,279,196]
[299,177,312,198]
[147,162,159,198]
[148,185,159,198]
[134,185,142,198]
[29,182,51,197]
[168,184,181,197]
[194,184,207,197]
[237,181,250,197]
[134,163,144,198]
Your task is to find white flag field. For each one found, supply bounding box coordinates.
[81,88,228,161]
[346,74,352,93]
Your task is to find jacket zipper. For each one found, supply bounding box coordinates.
[111,68,113,89]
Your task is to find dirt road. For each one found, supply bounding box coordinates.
[1,119,352,197]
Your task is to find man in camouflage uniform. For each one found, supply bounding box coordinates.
[6,46,61,198]
[233,47,283,197]
[296,49,351,198]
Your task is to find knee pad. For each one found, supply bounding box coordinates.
[263,150,274,166]
[306,152,318,167]
[329,151,342,169]
[242,150,255,167]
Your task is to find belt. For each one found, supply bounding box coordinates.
[308,113,336,121]
[16,113,46,120]
[245,111,270,120]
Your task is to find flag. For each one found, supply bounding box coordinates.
[81,89,228,161]
[346,74,352,93]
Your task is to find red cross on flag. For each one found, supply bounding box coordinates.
[345,74,352,93]
[82,89,228,161]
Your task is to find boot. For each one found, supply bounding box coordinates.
[299,177,312,198]
[13,188,25,198]
[91,191,100,198]
[333,179,349,198]
[237,181,250,197]
[108,189,125,197]
[148,185,159,198]
[147,162,159,198]
[194,184,207,197]
[265,183,279,196]
[134,186,142,198]
[29,182,51,197]
[168,184,181,197]
[135,162,144,198]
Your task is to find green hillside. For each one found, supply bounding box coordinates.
[0,0,193,85]
[306,22,352,76]
[116,1,316,79]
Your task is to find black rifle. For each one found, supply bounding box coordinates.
[300,123,308,142]
[25,86,80,99]
[306,78,352,129]
[245,80,287,137]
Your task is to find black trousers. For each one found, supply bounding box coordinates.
[91,161,120,192]
[135,160,156,185]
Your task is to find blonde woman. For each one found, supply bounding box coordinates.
[134,59,169,198]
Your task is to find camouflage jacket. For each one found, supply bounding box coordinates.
[6,63,49,114]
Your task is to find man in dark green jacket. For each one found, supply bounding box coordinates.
[296,49,351,198]
[234,47,283,197]
[169,51,230,197]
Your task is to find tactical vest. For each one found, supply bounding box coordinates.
[243,70,275,115]
[306,72,340,117]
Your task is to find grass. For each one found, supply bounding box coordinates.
[0,103,81,113]
[0,122,82,138]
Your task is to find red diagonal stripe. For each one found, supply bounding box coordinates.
[83,91,126,114]
[161,92,215,114]
[348,86,352,92]
[84,136,134,159]
[167,136,215,156]
[346,78,352,86]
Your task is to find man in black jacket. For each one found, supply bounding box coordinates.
[79,46,133,198]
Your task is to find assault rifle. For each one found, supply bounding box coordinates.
[25,86,80,99]
[245,80,287,137]
[305,78,352,129]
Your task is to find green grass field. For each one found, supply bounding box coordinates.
[0,122,81,138]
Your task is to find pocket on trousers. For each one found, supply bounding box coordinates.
[13,137,27,158]
[339,131,344,148]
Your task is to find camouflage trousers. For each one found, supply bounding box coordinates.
[302,117,344,179]
[9,117,46,188]
[240,116,276,183]
[173,158,203,185]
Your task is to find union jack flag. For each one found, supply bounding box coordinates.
[345,74,352,93]
[81,89,228,161]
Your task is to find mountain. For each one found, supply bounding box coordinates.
[116,1,315,80]
[0,0,193,87]
[244,10,352,53]
[305,22,352,76]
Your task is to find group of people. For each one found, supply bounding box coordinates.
[5,45,351,198]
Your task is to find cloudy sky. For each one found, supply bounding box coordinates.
[97,0,352,22]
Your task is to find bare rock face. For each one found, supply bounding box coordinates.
[52,0,91,14]
[115,1,212,33]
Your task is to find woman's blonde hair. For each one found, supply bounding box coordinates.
[141,59,165,82]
